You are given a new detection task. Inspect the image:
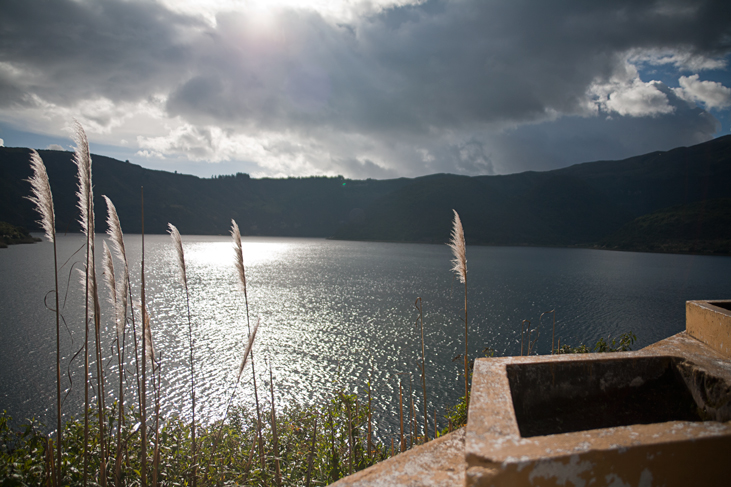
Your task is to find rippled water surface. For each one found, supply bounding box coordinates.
[2,235,731,439]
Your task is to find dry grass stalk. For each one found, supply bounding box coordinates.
[140,186,148,487]
[102,195,131,484]
[231,219,265,468]
[399,381,404,453]
[102,240,125,484]
[167,223,198,486]
[345,395,353,475]
[26,150,62,483]
[143,306,157,485]
[410,391,415,448]
[269,364,282,487]
[103,195,141,425]
[305,414,318,487]
[540,309,556,354]
[414,297,428,442]
[434,409,437,439]
[367,381,372,458]
[208,318,260,474]
[448,209,469,404]
[73,122,107,487]
[44,437,56,487]
[151,352,162,487]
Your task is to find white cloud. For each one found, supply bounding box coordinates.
[135,149,165,159]
[46,143,64,150]
[0,138,4,147]
[629,50,728,72]
[589,64,675,118]
[676,74,731,110]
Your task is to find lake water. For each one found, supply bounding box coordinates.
[2,234,731,440]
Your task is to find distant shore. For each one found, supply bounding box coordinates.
[0,221,40,248]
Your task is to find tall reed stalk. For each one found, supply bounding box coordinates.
[448,209,468,405]
[399,380,404,452]
[305,414,318,487]
[102,195,129,482]
[101,241,123,483]
[208,318,259,473]
[231,219,265,468]
[167,223,197,486]
[367,381,372,458]
[140,186,148,487]
[26,149,61,484]
[73,123,107,486]
[151,350,161,487]
[269,364,282,486]
[414,297,428,441]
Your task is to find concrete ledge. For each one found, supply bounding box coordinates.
[330,428,465,487]
[687,300,731,359]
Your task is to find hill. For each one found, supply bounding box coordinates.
[1,135,730,253]
[0,148,410,236]
[599,198,731,255]
[333,135,731,248]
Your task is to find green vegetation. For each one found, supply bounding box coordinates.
[554,331,637,355]
[0,221,39,247]
[0,395,389,486]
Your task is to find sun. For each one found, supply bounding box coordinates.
[157,0,422,25]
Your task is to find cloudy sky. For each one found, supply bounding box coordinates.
[1,0,730,179]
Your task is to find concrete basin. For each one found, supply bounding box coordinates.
[466,341,731,486]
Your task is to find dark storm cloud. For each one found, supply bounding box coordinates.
[0,0,198,107]
[1,0,730,177]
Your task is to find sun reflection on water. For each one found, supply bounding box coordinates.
[2,234,730,442]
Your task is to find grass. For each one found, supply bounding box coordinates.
[0,395,389,486]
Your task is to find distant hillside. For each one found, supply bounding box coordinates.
[1,135,730,253]
[333,135,731,247]
[599,198,731,255]
[0,148,410,236]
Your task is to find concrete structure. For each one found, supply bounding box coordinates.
[333,300,731,486]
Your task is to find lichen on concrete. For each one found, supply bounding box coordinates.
[330,428,465,487]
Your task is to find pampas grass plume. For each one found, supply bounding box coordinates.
[102,241,123,336]
[73,122,92,238]
[103,196,129,326]
[103,196,128,267]
[231,219,246,291]
[448,210,466,283]
[168,223,187,286]
[25,150,55,242]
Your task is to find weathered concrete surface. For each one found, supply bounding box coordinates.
[687,300,731,359]
[465,335,731,487]
[330,428,465,487]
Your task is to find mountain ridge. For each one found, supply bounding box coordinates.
[1,135,730,254]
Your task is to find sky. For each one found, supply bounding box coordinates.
[1,0,730,179]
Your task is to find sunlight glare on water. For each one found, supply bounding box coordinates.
[2,234,731,442]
